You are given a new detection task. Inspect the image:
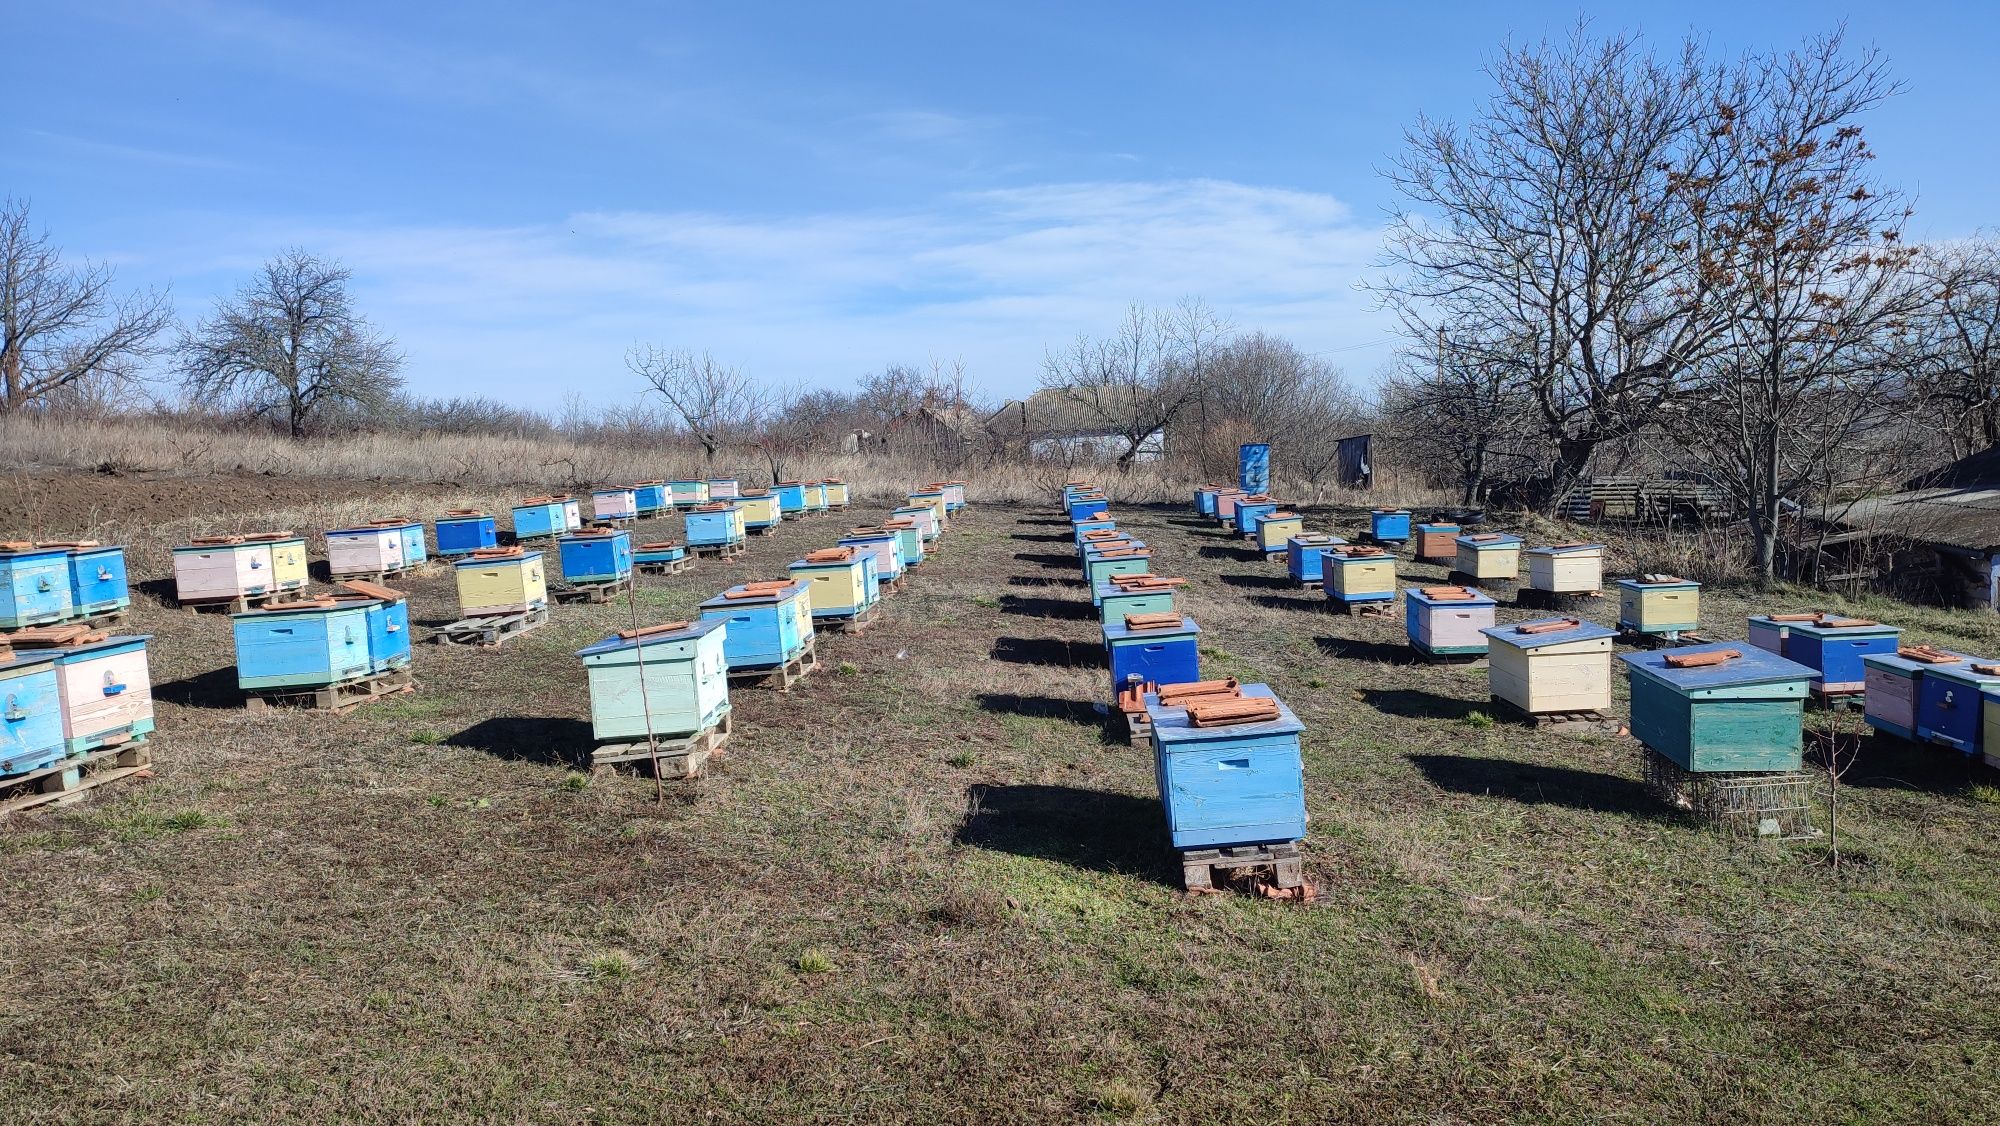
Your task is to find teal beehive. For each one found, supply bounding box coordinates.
[231,597,372,691]
[577,618,731,742]
[1620,643,1815,772]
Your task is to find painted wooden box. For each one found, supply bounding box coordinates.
[559,495,583,531]
[909,489,948,527]
[774,481,807,515]
[1146,683,1307,849]
[232,599,372,690]
[512,496,568,540]
[1286,534,1347,584]
[1066,493,1109,523]
[0,544,77,628]
[634,541,687,566]
[737,491,781,530]
[894,505,940,544]
[884,518,925,567]
[1231,496,1277,535]
[1253,511,1305,555]
[1078,531,1136,566]
[1525,544,1606,594]
[1414,523,1461,561]
[707,477,741,500]
[632,481,669,515]
[388,521,428,567]
[839,530,904,587]
[1074,516,1118,554]
[1918,656,2000,755]
[1616,576,1701,636]
[1453,533,1521,582]
[59,543,131,617]
[1104,615,1201,700]
[670,480,712,508]
[939,481,966,511]
[685,503,747,547]
[1621,644,1814,773]
[1085,544,1152,601]
[453,548,547,617]
[558,529,634,585]
[172,538,273,603]
[1096,575,1182,627]
[1748,614,1900,694]
[592,488,639,522]
[1862,650,1950,741]
[825,480,851,508]
[803,481,829,512]
[327,525,404,576]
[1325,547,1398,605]
[1194,486,1221,517]
[0,650,65,776]
[436,511,499,557]
[577,618,731,741]
[244,532,310,590]
[332,589,412,674]
[1370,509,1412,544]
[1482,618,1617,717]
[1406,586,1498,657]
[47,634,155,755]
[1985,690,2000,770]
[699,581,813,669]
[1212,489,1247,525]
[788,548,878,618]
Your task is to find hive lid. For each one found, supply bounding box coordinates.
[519,495,561,505]
[1328,545,1392,559]
[1919,653,2000,686]
[1289,534,1346,545]
[328,524,404,536]
[740,489,772,497]
[1480,617,1616,648]
[1407,585,1495,606]
[5,624,112,648]
[184,535,246,546]
[1620,641,1817,689]
[1777,612,1900,638]
[1455,532,1520,547]
[575,616,724,656]
[1090,546,1151,560]
[1372,508,1411,516]
[562,527,623,539]
[842,527,895,538]
[365,518,416,527]
[340,578,406,603]
[1618,574,1698,589]
[240,531,303,543]
[633,480,666,486]
[1527,542,1605,555]
[441,509,488,518]
[591,486,633,496]
[32,539,102,549]
[1149,683,1303,743]
[1105,574,1184,591]
[1,541,77,556]
[701,580,805,608]
[1416,522,1460,532]
[796,547,857,564]
[241,596,346,615]
[463,546,526,559]
[636,540,683,551]
[692,502,734,511]
[1102,615,1198,643]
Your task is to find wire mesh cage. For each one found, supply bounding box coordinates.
[1642,749,1821,840]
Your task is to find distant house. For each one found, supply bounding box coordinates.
[1814,447,2000,610]
[985,388,1166,464]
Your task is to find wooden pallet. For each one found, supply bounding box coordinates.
[1490,695,1616,732]
[245,667,416,714]
[329,566,417,585]
[64,607,133,631]
[433,605,549,647]
[1295,579,1324,592]
[636,557,694,575]
[691,542,747,560]
[0,738,153,819]
[1514,588,1604,611]
[1180,841,1312,899]
[727,636,819,692]
[816,601,883,635]
[1618,628,1711,650]
[1331,598,1395,618]
[179,590,280,615]
[553,576,634,604]
[1412,642,1487,666]
[878,574,906,597]
[1122,709,1154,750]
[1810,685,1865,711]
[591,708,733,779]
[746,525,776,536]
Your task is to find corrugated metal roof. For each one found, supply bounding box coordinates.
[1825,487,2000,553]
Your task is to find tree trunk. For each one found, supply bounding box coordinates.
[0,349,21,411]
[1544,436,1598,513]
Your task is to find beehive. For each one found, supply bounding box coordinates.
[788,547,878,619]
[435,511,499,557]
[54,543,130,618]
[707,477,741,500]
[670,480,712,508]
[1617,576,1701,637]
[367,520,426,568]
[884,517,925,567]
[699,581,813,670]
[1482,618,1617,717]
[592,488,639,522]
[1525,543,1605,594]
[1405,586,1498,658]
[1073,516,1118,553]
[736,491,782,530]
[512,496,568,540]
[1096,574,1183,627]
[824,480,851,508]
[1285,534,1347,585]
[1194,486,1222,517]
[1621,644,1815,772]
[244,532,309,591]
[1103,614,1200,701]
[1231,496,1277,536]
[1414,523,1460,561]
[632,481,669,516]
[1325,546,1397,606]
[0,544,77,628]
[1066,492,1109,523]
[685,503,747,548]
[1862,648,1954,741]
[333,580,412,674]
[1146,683,1306,850]
[453,547,547,617]
[634,541,687,567]
[0,648,64,776]
[839,529,904,588]
[1253,510,1305,556]
[1918,655,2000,755]
[937,481,966,512]
[773,481,807,515]
[558,528,633,585]
[172,537,274,603]
[1746,613,1899,694]
[1079,530,1136,563]
[1370,509,1412,544]
[1212,489,1247,525]
[232,598,372,691]
[1452,533,1521,582]
[327,524,404,577]
[802,481,828,512]
[44,632,155,755]
[893,505,940,544]
[577,618,730,742]
[1085,544,1152,602]
[908,488,948,528]
[558,496,583,531]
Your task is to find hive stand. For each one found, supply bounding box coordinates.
[1122,708,1154,749]
[553,576,634,604]
[1411,640,1487,667]
[1617,627,1712,650]
[692,542,747,561]
[433,605,549,648]
[1331,599,1394,619]
[1515,588,1604,612]
[637,556,695,576]
[816,601,882,636]
[590,708,733,780]
[1487,695,1617,732]
[0,738,153,818]
[328,563,417,585]
[726,635,819,692]
[179,590,280,615]
[55,607,132,631]
[1447,570,1517,597]
[244,666,416,714]
[1180,842,1313,900]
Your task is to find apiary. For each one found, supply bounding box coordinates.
[0,648,64,776]
[232,597,373,692]
[685,503,747,549]
[243,532,310,591]
[1370,509,1412,545]
[1617,576,1701,638]
[1324,546,1397,609]
[774,481,807,516]
[52,543,130,620]
[632,481,669,516]
[512,496,568,541]
[1525,543,1605,594]
[331,580,412,674]
[839,529,904,590]
[577,618,731,744]
[669,480,712,508]
[1104,613,1200,701]
[825,479,851,509]
[1084,544,1152,601]
[1620,644,1814,773]
[699,581,813,671]
[592,487,639,522]
[788,547,879,621]
[1286,534,1347,585]
[1252,510,1305,557]
[1918,654,2000,755]
[1231,496,1277,536]
[452,547,547,617]
[707,477,741,500]
[172,537,274,605]
[1145,682,1306,851]
[557,528,633,586]
[435,510,499,557]
[737,490,782,532]
[1862,647,1958,741]
[1746,613,1899,696]
[1405,586,1498,660]
[327,524,404,578]
[1452,533,1521,583]
[1482,617,1617,718]
[0,544,77,628]
[1414,522,1460,562]
[1096,574,1184,627]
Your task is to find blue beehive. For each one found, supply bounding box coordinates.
[1194,486,1221,517]
[577,618,731,742]
[0,545,75,629]
[232,598,373,691]
[1370,509,1412,544]
[512,497,568,541]
[1104,614,1200,700]
[1073,515,1117,553]
[1238,443,1271,494]
[1918,655,2000,755]
[839,530,904,590]
[435,511,498,557]
[1286,534,1347,584]
[685,504,745,548]
[395,521,428,567]
[59,543,130,618]
[633,541,687,567]
[1232,498,1278,536]
[633,481,669,516]
[558,529,633,585]
[1621,644,1815,772]
[774,481,807,516]
[1147,682,1306,849]
[699,581,812,670]
[0,649,65,776]
[335,586,412,673]
[1748,614,1900,695]
[1067,494,1109,523]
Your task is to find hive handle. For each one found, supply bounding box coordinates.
[96,567,113,581]
[101,670,126,696]
[35,576,50,592]
[3,695,22,721]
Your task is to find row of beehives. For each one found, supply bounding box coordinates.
[1064,483,1314,898]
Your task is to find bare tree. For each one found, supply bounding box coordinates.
[0,198,171,414]
[1040,301,1225,472]
[748,381,821,484]
[179,249,402,438]
[1905,237,2000,457]
[1204,332,1363,491]
[628,345,758,467]
[1379,327,1543,504]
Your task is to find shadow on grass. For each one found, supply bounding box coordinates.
[1198,545,1259,562]
[1164,517,1213,529]
[990,636,1103,667]
[445,716,590,768]
[1249,593,1324,613]
[1837,731,1991,795]
[976,692,1105,730]
[1007,575,1079,589]
[1013,551,1077,570]
[1314,636,1419,666]
[1408,753,1668,818]
[1361,687,1484,721]
[956,783,1177,887]
[999,594,1094,622]
[133,577,179,607]
[1019,517,1070,528]
[153,665,243,710]
[1220,572,1294,591]
[1012,532,1074,544]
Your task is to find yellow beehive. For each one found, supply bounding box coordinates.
[1526,543,1606,594]
[1452,533,1521,582]
[908,490,948,529]
[1254,512,1304,554]
[245,533,310,591]
[1328,548,1397,599]
[825,480,850,507]
[453,547,548,617]
[737,492,779,528]
[1485,618,1616,715]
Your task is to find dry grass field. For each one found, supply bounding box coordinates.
[5,473,2000,1123]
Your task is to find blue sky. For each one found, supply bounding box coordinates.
[8,1,1995,410]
